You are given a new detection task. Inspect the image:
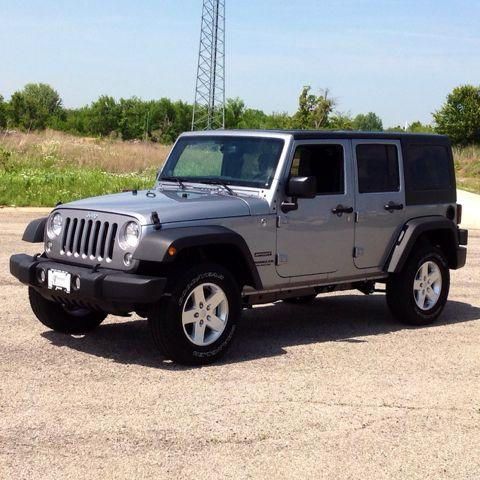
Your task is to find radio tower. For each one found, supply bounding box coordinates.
[191,0,225,130]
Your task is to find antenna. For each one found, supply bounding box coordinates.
[192,0,226,131]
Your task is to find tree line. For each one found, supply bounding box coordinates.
[0,83,479,145]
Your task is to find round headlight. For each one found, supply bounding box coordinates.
[120,221,140,249]
[47,213,63,238]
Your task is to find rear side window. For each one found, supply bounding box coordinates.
[406,145,452,191]
[356,144,400,193]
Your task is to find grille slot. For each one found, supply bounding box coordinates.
[60,215,118,262]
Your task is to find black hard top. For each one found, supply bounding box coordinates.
[265,129,450,144]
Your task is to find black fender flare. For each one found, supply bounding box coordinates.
[386,216,458,273]
[22,217,48,243]
[133,225,263,289]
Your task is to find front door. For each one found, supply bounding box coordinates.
[353,140,406,269]
[276,140,355,278]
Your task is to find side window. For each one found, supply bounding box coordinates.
[291,144,345,195]
[406,145,452,191]
[356,144,399,193]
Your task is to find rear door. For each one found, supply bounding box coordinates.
[353,140,405,269]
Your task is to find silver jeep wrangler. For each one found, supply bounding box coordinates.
[10,130,468,364]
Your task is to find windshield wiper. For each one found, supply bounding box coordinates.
[198,179,235,196]
[159,176,186,190]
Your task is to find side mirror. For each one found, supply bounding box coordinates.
[281,176,317,213]
[286,176,317,199]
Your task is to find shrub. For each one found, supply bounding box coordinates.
[434,85,480,145]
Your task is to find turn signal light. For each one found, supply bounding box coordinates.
[168,246,177,257]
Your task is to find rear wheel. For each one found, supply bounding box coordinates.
[148,264,241,365]
[386,245,450,326]
[29,287,106,334]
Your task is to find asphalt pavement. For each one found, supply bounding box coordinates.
[1,193,479,479]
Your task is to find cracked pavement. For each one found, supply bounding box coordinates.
[1,206,479,479]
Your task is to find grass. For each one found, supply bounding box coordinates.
[0,130,170,206]
[0,130,479,206]
[453,145,480,194]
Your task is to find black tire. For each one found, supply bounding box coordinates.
[148,264,241,365]
[29,287,107,334]
[386,245,450,326]
[283,294,317,305]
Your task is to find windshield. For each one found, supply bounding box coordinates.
[160,136,285,188]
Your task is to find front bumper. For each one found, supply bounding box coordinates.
[10,254,167,313]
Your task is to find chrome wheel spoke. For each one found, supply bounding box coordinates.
[207,314,225,332]
[429,270,441,285]
[181,282,229,347]
[193,322,206,344]
[413,260,442,311]
[413,279,423,291]
[207,290,225,310]
[192,285,206,307]
[421,263,429,280]
[416,290,427,309]
[427,288,439,303]
[182,309,198,326]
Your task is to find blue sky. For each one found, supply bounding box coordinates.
[1,0,479,126]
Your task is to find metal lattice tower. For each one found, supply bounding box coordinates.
[192,0,225,130]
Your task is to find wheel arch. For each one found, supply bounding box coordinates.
[386,216,458,273]
[133,225,263,290]
[22,217,48,243]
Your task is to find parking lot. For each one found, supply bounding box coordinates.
[1,200,479,479]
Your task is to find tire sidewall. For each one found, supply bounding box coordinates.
[163,265,240,363]
[405,249,450,321]
[29,287,106,334]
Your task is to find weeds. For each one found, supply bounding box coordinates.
[0,131,479,206]
[0,130,161,206]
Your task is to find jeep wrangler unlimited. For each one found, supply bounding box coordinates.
[10,131,468,364]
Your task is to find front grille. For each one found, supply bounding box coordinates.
[60,217,118,263]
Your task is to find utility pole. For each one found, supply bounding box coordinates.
[192,0,225,130]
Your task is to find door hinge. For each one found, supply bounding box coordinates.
[276,215,288,228]
[354,211,360,223]
[275,253,288,265]
[353,247,364,258]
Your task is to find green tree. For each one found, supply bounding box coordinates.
[149,98,176,142]
[262,112,293,130]
[352,112,383,131]
[9,83,63,130]
[237,109,268,129]
[434,85,480,145]
[171,100,193,141]
[328,113,353,130]
[85,95,120,136]
[406,121,434,133]
[386,125,406,133]
[118,97,150,140]
[61,107,90,135]
[0,95,6,129]
[294,86,335,129]
[225,97,246,128]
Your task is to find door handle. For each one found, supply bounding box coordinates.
[384,201,404,212]
[332,204,354,216]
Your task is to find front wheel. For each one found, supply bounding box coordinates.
[29,287,107,334]
[386,245,450,326]
[148,264,241,365]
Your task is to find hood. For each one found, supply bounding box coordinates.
[59,188,270,225]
